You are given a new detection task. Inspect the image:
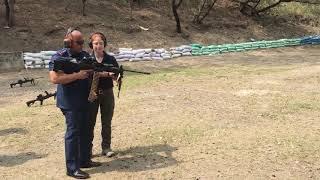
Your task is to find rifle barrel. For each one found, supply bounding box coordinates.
[123,69,150,74]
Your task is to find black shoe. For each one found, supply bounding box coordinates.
[66,169,90,179]
[80,161,102,168]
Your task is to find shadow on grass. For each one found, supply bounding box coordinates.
[0,152,47,167]
[88,144,178,174]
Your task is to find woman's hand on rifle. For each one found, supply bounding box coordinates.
[97,71,115,78]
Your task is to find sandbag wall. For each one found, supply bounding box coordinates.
[192,39,302,55]
[300,35,320,45]
[192,35,320,56]
[22,45,192,69]
[22,35,319,69]
[113,45,192,62]
[23,51,56,69]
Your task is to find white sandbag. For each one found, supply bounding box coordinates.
[143,53,151,57]
[25,65,35,69]
[182,52,192,56]
[152,57,163,61]
[142,49,152,53]
[116,58,129,62]
[172,54,182,58]
[42,55,53,60]
[25,61,34,65]
[132,49,146,54]
[116,54,134,59]
[171,50,182,54]
[44,60,51,64]
[119,48,133,51]
[24,57,42,61]
[161,53,171,57]
[107,52,115,56]
[129,58,143,62]
[150,52,161,57]
[34,60,44,65]
[175,47,185,51]
[155,48,165,54]
[26,53,43,58]
[34,64,43,68]
[41,51,57,56]
[162,56,171,60]
[45,65,50,69]
[182,49,191,53]
[119,51,134,55]
[23,52,34,56]
[142,57,152,61]
[135,53,145,58]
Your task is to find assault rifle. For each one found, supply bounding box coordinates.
[52,56,150,101]
[26,91,57,107]
[10,77,35,88]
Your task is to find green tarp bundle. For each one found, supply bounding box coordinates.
[191,37,306,56]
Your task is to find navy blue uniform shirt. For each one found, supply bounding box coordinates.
[49,48,91,110]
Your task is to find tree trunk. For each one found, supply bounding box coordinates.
[82,0,87,16]
[194,0,218,24]
[4,0,10,26]
[4,0,15,27]
[129,0,134,20]
[172,0,183,33]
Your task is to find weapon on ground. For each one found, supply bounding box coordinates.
[26,91,57,107]
[52,57,150,101]
[10,77,35,88]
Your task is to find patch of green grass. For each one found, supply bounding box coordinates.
[269,134,320,161]
[123,65,292,91]
[272,2,320,19]
[287,101,320,112]
[271,95,320,114]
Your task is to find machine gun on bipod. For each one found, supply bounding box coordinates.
[10,77,35,88]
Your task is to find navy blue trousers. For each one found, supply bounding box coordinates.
[61,109,91,172]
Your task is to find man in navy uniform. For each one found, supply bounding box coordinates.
[49,28,101,179]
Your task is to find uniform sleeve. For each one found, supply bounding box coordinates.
[49,52,62,71]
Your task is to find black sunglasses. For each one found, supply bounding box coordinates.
[75,40,84,45]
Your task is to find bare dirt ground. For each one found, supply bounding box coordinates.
[1,46,320,179]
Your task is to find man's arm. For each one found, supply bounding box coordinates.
[49,70,90,85]
[49,50,92,84]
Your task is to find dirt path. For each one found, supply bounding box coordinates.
[1,46,320,179]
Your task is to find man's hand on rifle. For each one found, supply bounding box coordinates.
[76,70,92,80]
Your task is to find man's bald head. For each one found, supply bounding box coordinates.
[64,28,84,53]
[69,30,82,39]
